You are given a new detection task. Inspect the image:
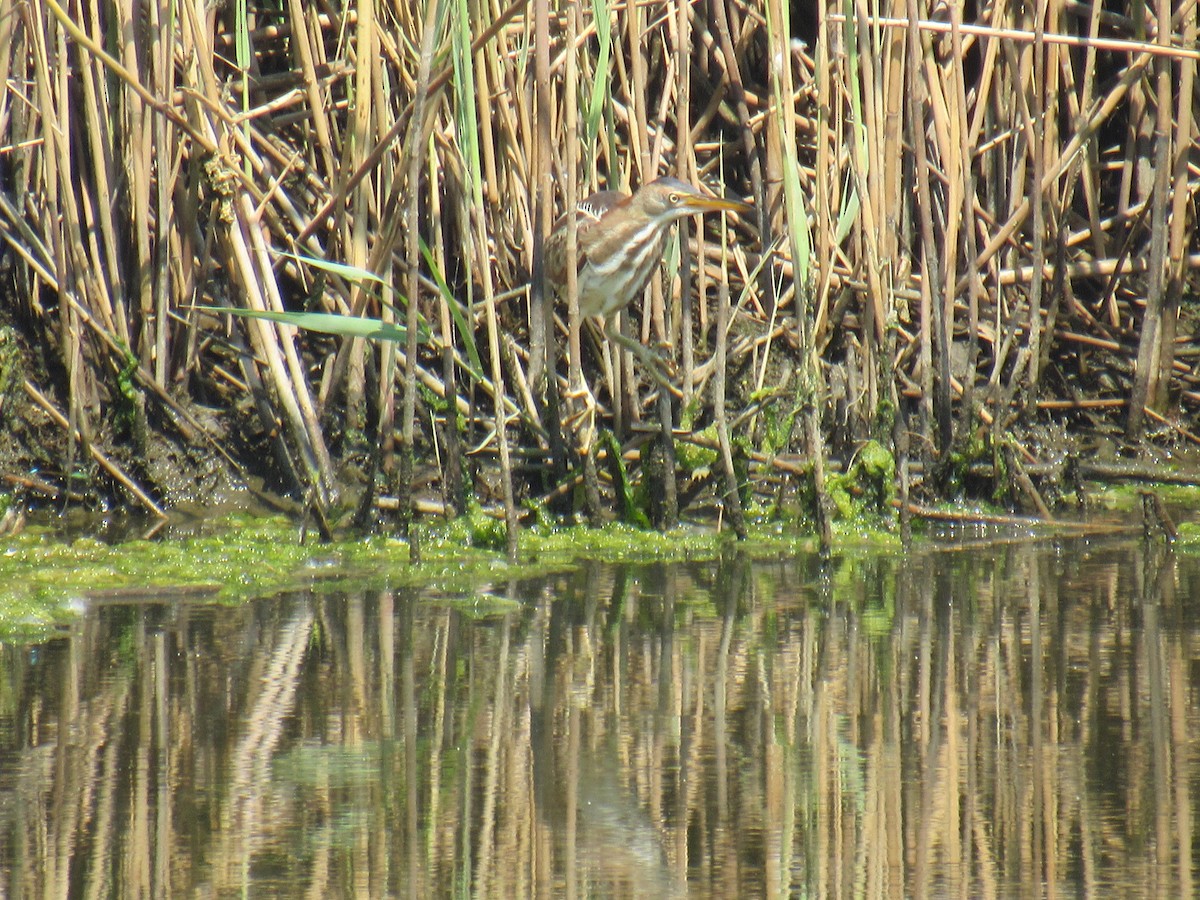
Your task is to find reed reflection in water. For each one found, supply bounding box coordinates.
[0,537,1196,897]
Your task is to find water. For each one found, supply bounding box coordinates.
[0,534,1196,898]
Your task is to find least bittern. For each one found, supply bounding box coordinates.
[544,176,751,433]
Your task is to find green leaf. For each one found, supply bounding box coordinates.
[584,0,613,154]
[419,238,484,381]
[280,250,388,287]
[196,306,416,344]
[835,184,860,246]
[279,251,431,335]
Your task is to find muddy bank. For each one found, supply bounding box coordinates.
[4,317,1199,538]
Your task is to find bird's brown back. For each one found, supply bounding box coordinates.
[543,191,629,292]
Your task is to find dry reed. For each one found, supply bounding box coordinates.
[0,0,1197,532]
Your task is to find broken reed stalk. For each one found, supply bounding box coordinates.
[462,7,518,560]
[395,0,443,551]
[22,381,166,519]
[563,0,599,524]
[637,2,682,532]
[714,280,746,539]
[1127,0,1175,437]
[350,0,381,468]
[643,14,681,540]
[949,4,982,446]
[429,176,466,517]
[615,0,645,429]
[531,0,564,481]
[825,12,1200,61]
[1160,0,1198,409]
[905,0,950,457]
[772,0,830,551]
[675,0,697,411]
[1023,1,1048,400]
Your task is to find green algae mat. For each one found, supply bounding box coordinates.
[0,510,855,639]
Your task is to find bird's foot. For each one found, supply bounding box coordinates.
[643,348,679,389]
[609,331,682,397]
[562,381,598,454]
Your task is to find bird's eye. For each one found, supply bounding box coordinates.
[669,193,681,204]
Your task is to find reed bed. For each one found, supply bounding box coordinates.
[1,0,1197,540]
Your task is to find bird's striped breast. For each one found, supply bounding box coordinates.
[577,225,670,318]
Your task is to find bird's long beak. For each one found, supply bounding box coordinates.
[682,193,753,216]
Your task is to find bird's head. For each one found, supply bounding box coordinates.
[635,177,753,224]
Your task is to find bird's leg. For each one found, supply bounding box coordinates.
[562,376,598,456]
[604,319,681,397]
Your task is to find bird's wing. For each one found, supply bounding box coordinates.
[576,191,626,222]
[545,190,629,288]
[573,191,628,271]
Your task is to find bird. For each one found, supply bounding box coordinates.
[543,176,752,389]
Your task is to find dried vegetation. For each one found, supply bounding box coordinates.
[0,0,1197,545]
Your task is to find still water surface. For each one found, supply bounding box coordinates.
[0,534,1197,898]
